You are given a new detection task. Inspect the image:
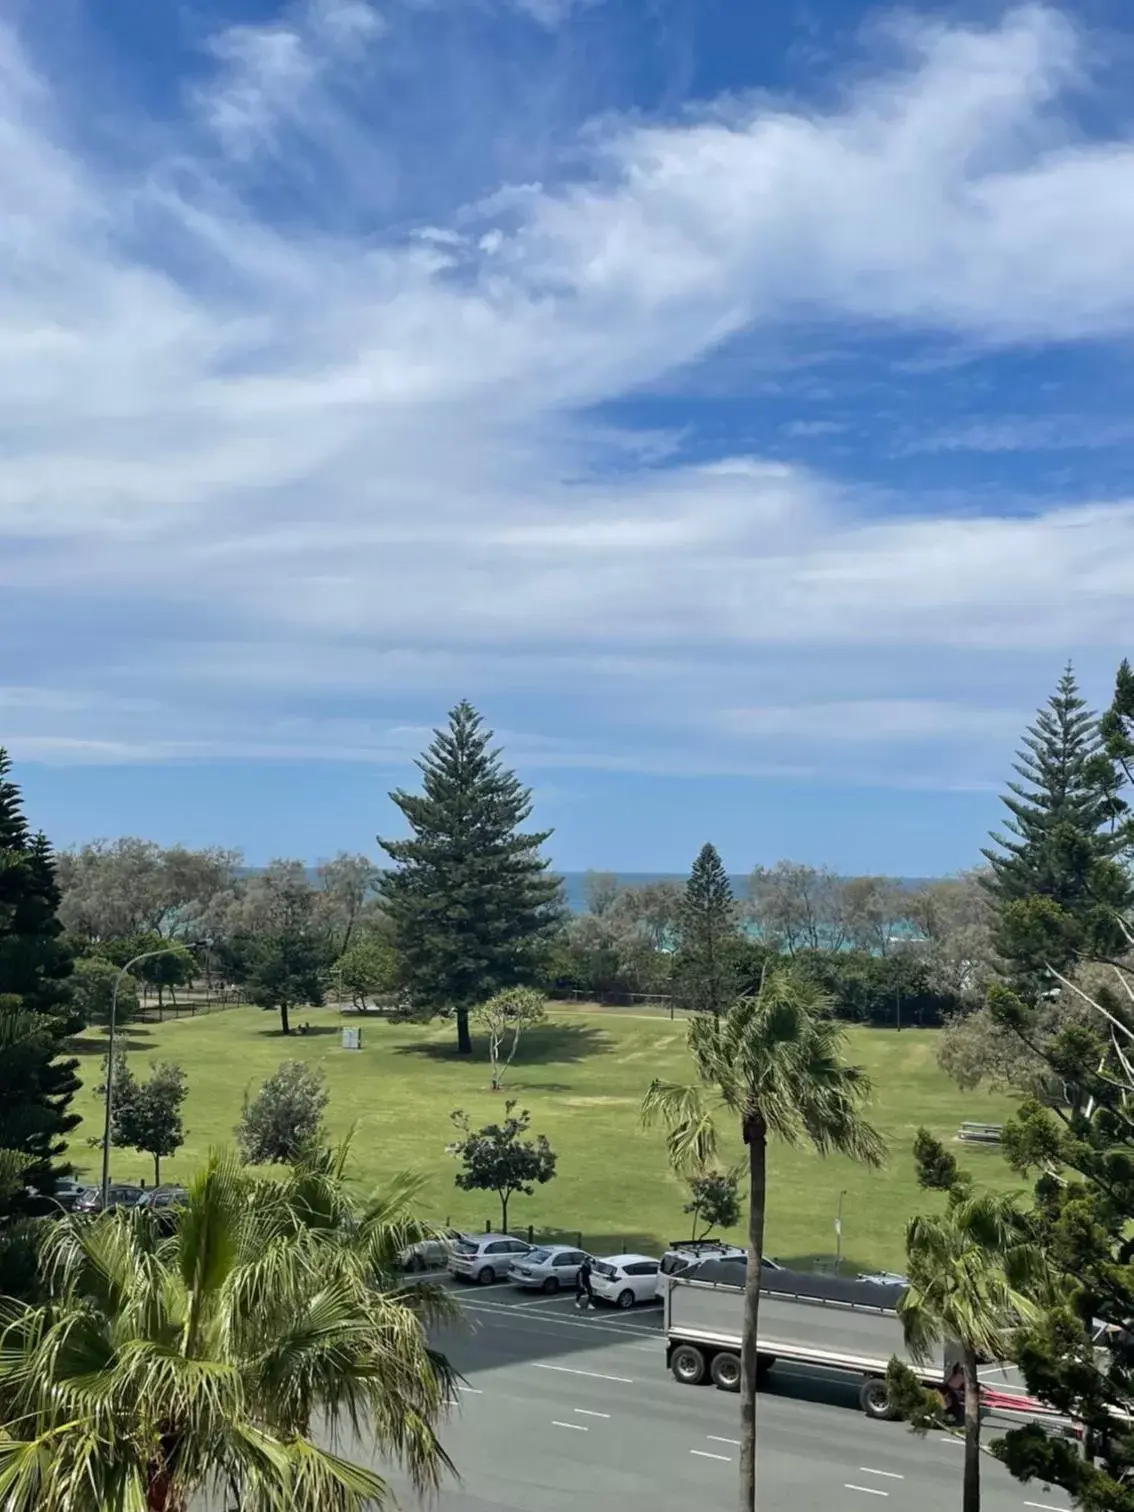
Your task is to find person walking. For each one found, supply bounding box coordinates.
[575,1255,594,1310]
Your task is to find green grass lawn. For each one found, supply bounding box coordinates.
[66,1004,1021,1271]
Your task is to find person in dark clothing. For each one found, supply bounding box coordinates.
[575,1257,594,1309]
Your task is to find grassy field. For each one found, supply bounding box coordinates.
[65,1004,1021,1272]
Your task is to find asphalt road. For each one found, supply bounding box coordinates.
[371,1280,1069,1512]
[192,1278,1067,1511]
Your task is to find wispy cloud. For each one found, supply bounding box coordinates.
[0,5,1131,788]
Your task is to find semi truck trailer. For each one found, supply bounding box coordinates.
[663,1260,1077,1433]
[664,1262,925,1418]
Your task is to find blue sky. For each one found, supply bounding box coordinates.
[2,0,1133,874]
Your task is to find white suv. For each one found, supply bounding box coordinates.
[448,1234,532,1285]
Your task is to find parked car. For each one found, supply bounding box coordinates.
[74,1184,146,1214]
[589,1253,661,1309]
[658,1242,783,1295]
[448,1233,532,1285]
[42,1178,94,1212]
[509,1244,588,1293]
[136,1185,189,1212]
[398,1229,460,1272]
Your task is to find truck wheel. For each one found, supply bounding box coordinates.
[860,1378,897,1420]
[671,1345,707,1386]
[710,1352,741,1392]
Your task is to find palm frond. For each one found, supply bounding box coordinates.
[0,1142,456,1509]
[641,1079,718,1175]
[901,1190,1045,1366]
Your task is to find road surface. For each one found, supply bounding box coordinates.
[193,1278,1068,1511]
[373,1281,1069,1512]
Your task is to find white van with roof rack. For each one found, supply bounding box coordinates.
[658,1240,783,1297]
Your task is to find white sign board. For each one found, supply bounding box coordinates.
[341,1026,361,1051]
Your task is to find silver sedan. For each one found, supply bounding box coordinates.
[508,1244,588,1293]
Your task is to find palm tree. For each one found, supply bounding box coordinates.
[642,968,886,1512]
[0,1142,457,1511]
[899,1189,1042,1512]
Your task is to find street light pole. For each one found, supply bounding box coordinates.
[835,1189,847,1272]
[100,946,183,1207]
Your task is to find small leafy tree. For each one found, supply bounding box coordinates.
[245,931,328,1036]
[334,935,397,1011]
[448,1100,556,1231]
[70,955,138,1029]
[683,1167,742,1240]
[136,942,195,1008]
[237,1060,329,1165]
[474,987,547,1090]
[114,1061,188,1185]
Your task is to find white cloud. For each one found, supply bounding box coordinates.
[718,700,1025,744]
[191,0,384,160]
[0,6,1133,786]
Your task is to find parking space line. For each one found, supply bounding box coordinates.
[551,1421,588,1432]
[1024,1504,1071,1512]
[457,1386,482,1394]
[707,1436,741,1446]
[845,1484,889,1497]
[532,1362,635,1384]
[574,1408,611,1418]
[859,1468,903,1480]
[459,1298,659,1340]
[690,1450,731,1462]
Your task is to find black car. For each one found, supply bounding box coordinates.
[74,1184,146,1214]
[135,1185,189,1212]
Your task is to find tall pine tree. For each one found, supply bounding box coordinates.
[672,842,742,1016]
[981,665,1131,999]
[971,663,1134,1511]
[378,703,561,1054]
[0,750,80,1293]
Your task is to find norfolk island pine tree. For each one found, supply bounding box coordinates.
[378,702,561,1055]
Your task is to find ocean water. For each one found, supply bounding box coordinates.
[259,868,930,916]
[553,871,708,913]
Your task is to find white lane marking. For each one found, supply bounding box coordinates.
[551,1420,588,1432]
[445,1399,460,1406]
[574,1408,611,1418]
[459,1297,658,1340]
[690,1450,731,1462]
[532,1362,634,1384]
[708,1436,741,1446]
[940,1436,964,1447]
[860,1468,904,1480]
[1024,1504,1071,1512]
[845,1485,889,1498]
[457,1385,482,1394]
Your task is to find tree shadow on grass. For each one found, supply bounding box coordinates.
[68,1028,155,1057]
[253,1023,342,1039]
[395,1021,613,1067]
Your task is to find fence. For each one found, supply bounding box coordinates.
[136,987,246,1024]
[548,988,682,1017]
[448,1217,646,1252]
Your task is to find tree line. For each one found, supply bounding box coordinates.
[43,708,995,1053]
